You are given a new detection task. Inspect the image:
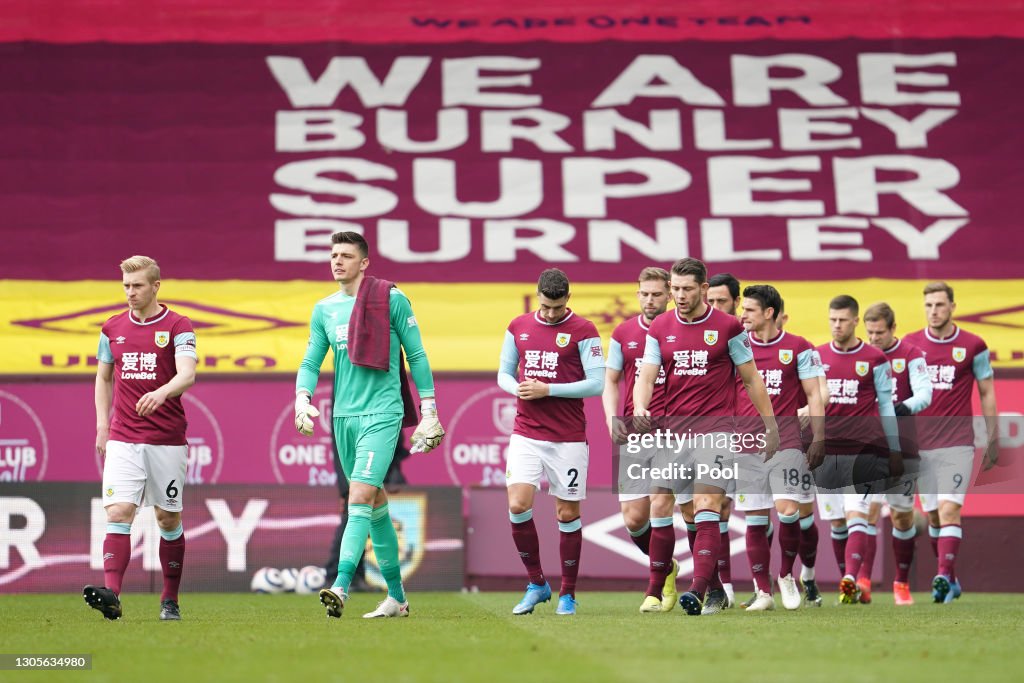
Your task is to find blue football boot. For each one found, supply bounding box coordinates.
[512,582,552,615]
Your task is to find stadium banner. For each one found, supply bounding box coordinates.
[2,376,1022,505]
[4,279,1024,375]
[0,483,464,593]
[3,1,1019,45]
[0,40,1022,284]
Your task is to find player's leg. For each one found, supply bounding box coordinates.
[841,494,872,604]
[319,416,377,617]
[619,441,653,553]
[680,482,727,615]
[621,496,652,554]
[742,505,775,612]
[639,441,686,613]
[797,500,822,606]
[362,486,411,618]
[640,489,676,613]
[772,487,802,611]
[815,492,848,576]
[506,435,550,614]
[767,449,809,609]
[932,446,970,603]
[887,490,917,606]
[855,497,884,600]
[354,416,408,617]
[145,444,188,621]
[85,440,144,620]
[679,441,735,614]
[545,441,588,615]
[736,452,774,611]
[719,492,735,606]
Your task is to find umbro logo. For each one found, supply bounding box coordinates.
[519,333,530,341]
[519,551,530,558]
[945,553,956,561]
[627,341,638,349]
[169,561,181,569]
[115,336,126,344]
[666,335,677,343]
[698,549,711,556]
[103,553,115,561]
[564,560,577,567]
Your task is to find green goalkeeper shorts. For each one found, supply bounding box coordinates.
[333,414,403,488]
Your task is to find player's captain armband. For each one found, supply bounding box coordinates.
[174,332,198,359]
[97,333,114,364]
[973,349,994,381]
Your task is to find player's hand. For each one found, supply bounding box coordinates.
[983,439,999,470]
[411,399,445,454]
[517,378,549,401]
[136,389,168,417]
[805,439,825,470]
[761,427,780,462]
[96,425,109,459]
[888,450,905,479]
[893,402,912,417]
[797,405,810,431]
[294,393,320,436]
[609,417,629,445]
[632,408,652,433]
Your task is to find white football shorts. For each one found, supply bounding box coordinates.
[918,446,973,511]
[102,440,188,512]
[506,434,588,501]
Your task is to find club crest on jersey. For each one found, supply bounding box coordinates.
[556,333,571,348]
[855,361,870,377]
[952,347,967,362]
[154,331,170,348]
[704,330,719,345]
[892,358,906,373]
[779,349,793,365]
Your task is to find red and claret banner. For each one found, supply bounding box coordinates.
[2,1,1022,44]
[0,37,1022,282]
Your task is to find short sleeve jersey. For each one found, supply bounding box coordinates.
[608,315,667,417]
[506,310,603,442]
[816,340,891,454]
[736,331,822,450]
[97,305,197,446]
[883,338,928,404]
[904,326,993,449]
[643,305,752,430]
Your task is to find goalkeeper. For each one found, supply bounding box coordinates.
[294,230,444,620]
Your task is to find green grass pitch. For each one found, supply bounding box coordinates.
[3,591,1024,682]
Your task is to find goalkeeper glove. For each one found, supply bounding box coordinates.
[411,398,445,454]
[294,392,320,436]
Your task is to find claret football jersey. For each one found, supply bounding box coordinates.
[97,305,197,445]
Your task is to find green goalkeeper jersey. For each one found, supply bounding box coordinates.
[296,287,435,417]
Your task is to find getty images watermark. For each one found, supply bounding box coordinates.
[612,415,1024,497]
[623,428,767,483]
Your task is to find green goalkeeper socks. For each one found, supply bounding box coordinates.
[369,503,406,603]
[334,503,372,592]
